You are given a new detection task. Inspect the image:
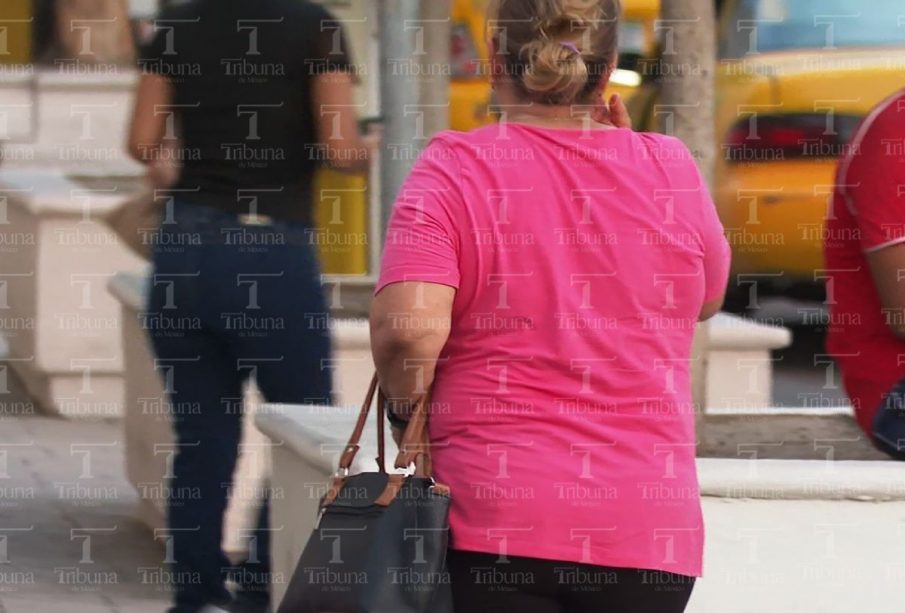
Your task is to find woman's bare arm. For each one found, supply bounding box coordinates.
[868,243,905,340]
[128,73,184,188]
[699,296,725,321]
[127,73,171,163]
[370,281,455,421]
[311,72,379,173]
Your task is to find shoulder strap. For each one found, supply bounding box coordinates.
[394,389,433,478]
[337,374,384,474]
[336,373,435,478]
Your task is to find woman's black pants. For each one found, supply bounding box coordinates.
[448,550,696,613]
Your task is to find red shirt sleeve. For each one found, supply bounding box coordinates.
[376,138,462,294]
[845,99,905,253]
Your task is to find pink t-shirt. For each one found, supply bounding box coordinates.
[376,124,730,578]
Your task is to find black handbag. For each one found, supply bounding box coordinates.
[277,375,453,613]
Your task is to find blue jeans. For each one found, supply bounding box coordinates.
[145,201,333,611]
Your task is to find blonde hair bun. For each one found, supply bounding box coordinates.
[490,0,621,106]
[521,36,589,104]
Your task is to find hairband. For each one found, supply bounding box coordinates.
[561,42,581,55]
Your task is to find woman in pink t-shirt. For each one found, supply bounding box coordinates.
[370,1,731,611]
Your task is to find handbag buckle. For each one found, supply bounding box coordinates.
[429,481,451,497]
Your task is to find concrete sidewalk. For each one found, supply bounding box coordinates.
[0,380,171,613]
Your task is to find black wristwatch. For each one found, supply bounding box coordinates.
[385,399,411,429]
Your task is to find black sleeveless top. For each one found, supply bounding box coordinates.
[139,0,355,223]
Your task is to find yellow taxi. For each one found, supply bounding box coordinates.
[0,0,31,65]
[715,0,905,292]
[449,0,494,131]
[449,0,662,131]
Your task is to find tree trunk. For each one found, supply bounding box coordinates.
[378,0,421,241]
[377,0,451,243]
[658,1,718,431]
[55,0,135,65]
[658,0,717,185]
[419,0,452,139]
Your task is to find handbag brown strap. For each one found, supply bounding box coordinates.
[337,374,384,474]
[336,373,435,478]
[394,386,432,478]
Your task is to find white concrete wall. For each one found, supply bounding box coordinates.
[706,313,792,410]
[1,70,143,175]
[0,69,147,416]
[128,0,158,18]
[0,170,146,416]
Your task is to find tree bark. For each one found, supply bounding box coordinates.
[377,0,451,243]
[378,0,421,242]
[657,1,718,430]
[658,0,717,185]
[419,0,452,139]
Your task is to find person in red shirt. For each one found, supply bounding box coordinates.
[826,89,905,459]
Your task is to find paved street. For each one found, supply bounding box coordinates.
[747,299,849,409]
[0,370,170,613]
[772,325,849,409]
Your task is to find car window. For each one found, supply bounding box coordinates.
[720,0,905,58]
[451,22,482,78]
[617,20,647,72]
[620,20,647,57]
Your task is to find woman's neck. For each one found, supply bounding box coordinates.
[495,87,614,130]
[502,110,618,131]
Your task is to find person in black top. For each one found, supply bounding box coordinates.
[128,2,376,612]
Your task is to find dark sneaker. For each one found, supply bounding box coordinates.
[873,377,905,460]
